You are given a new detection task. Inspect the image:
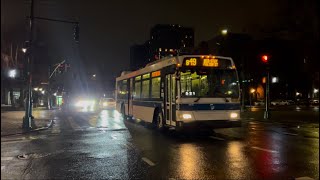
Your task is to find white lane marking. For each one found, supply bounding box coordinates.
[67,117,81,130]
[251,146,278,153]
[1,139,31,144]
[295,177,314,180]
[1,157,14,161]
[209,136,225,141]
[283,132,298,136]
[1,166,5,170]
[142,157,155,166]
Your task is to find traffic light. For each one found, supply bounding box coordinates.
[64,63,70,72]
[74,23,79,42]
[58,63,65,74]
[58,63,70,73]
[261,55,269,63]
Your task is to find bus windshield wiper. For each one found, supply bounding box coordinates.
[194,97,201,102]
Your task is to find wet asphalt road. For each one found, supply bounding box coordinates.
[1,108,319,180]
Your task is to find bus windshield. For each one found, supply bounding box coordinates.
[180,68,239,98]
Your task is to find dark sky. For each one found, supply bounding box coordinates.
[1,0,295,81]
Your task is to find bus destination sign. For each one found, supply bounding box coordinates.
[184,57,219,67]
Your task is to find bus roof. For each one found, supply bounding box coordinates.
[116,55,234,81]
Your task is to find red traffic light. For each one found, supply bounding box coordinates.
[261,55,268,63]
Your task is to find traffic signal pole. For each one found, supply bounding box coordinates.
[264,69,270,119]
[22,0,79,130]
[23,0,35,130]
[261,55,270,119]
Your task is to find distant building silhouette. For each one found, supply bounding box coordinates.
[149,24,194,60]
[130,24,195,70]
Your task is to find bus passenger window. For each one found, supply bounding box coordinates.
[151,77,161,98]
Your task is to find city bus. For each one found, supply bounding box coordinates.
[115,55,241,131]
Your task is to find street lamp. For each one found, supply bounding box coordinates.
[250,88,256,109]
[22,48,27,53]
[221,29,228,35]
[8,69,17,78]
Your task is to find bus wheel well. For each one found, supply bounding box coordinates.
[152,108,160,124]
[153,107,167,131]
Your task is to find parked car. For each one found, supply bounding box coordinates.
[254,100,265,106]
[287,100,295,105]
[271,100,280,106]
[271,100,290,106]
[310,99,319,105]
[99,98,116,109]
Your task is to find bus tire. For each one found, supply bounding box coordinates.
[154,110,165,131]
[121,104,126,120]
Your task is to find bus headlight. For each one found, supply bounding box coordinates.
[230,112,239,119]
[182,113,192,120]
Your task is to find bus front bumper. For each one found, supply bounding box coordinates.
[176,120,242,129]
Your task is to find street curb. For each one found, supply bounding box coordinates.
[0,119,54,137]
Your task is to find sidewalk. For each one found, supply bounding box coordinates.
[1,108,55,136]
[241,110,319,128]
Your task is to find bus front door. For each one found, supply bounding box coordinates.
[128,78,133,117]
[165,74,176,126]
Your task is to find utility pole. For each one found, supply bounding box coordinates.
[22,0,35,130]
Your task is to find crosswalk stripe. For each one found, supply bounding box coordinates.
[142,157,155,166]
[251,146,278,153]
[1,157,14,161]
[1,139,31,144]
[283,132,298,136]
[295,177,314,180]
[209,136,225,141]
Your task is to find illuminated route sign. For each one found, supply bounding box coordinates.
[183,57,232,68]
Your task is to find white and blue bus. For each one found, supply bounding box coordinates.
[116,55,241,131]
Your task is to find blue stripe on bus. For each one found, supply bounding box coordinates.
[132,100,162,108]
[117,100,240,111]
[179,103,240,111]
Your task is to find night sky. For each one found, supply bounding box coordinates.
[0,0,309,83]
